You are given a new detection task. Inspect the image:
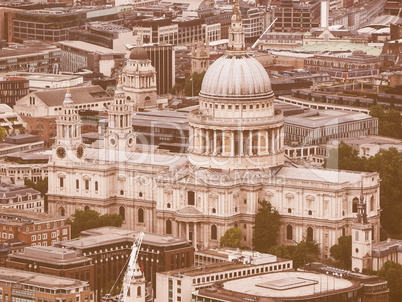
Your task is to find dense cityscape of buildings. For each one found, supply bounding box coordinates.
[0,0,401,301]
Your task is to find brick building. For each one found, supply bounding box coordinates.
[0,267,92,302]
[54,227,194,302]
[0,208,70,246]
[0,77,29,108]
[6,245,94,290]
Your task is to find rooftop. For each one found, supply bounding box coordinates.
[284,110,375,128]
[0,267,88,289]
[0,43,61,60]
[9,246,91,264]
[215,271,358,299]
[31,85,112,107]
[58,41,125,55]
[0,208,65,225]
[0,71,83,83]
[59,227,192,249]
[295,42,382,56]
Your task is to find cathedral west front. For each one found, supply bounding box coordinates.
[47,3,381,259]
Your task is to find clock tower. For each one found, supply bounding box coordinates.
[351,182,373,273]
[53,87,85,163]
[104,76,136,152]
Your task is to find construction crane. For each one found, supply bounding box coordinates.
[251,18,277,49]
[118,232,144,302]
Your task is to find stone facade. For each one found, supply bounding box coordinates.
[47,4,381,260]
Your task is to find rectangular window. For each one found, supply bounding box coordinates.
[43,233,47,240]
[188,191,195,206]
[59,177,64,187]
[85,180,89,190]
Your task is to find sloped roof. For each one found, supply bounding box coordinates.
[176,206,203,215]
[33,85,111,107]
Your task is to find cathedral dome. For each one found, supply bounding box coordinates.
[129,47,148,60]
[199,54,273,99]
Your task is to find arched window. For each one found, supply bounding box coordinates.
[138,208,144,223]
[307,227,314,242]
[76,179,79,189]
[352,197,359,213]
[119,206,125,221]
[84,206,90,211]
[166,220,172,235]
[59,207,65,217]
[211,225,217,240]
[287,225,293,240]
[137,286,141,297]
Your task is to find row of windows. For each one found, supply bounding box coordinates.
[203,101,272,111]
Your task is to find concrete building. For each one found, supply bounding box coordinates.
[372,239,402,271]
[0,41,62,73]
[191,269,389,302]
[69,21,138,53]
[271,0,321,33]
[6,245,94,290]
[0,208,70,246]
[156,251,292,302]
[55,227,194,302]
[284,110,378,146]
[12,6,119,43]
[0,267,92,302]
[0,184,44,212]
[58,41,126,77]
[0,71,83,90]
[0,149,49,184]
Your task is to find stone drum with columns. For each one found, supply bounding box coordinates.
[189,2,284,170]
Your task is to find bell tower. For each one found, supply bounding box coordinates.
[351,181,372,273]
[53,87,85,163]
[104,76,136,152]
[122,31,157,111]
[191,38,210,74]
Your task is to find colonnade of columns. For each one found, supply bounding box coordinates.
[190,127,284,156]
[177,221,199,250]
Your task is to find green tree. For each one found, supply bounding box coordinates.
[370,105,402,139]
[66,209,123,238]
[170,82,184,95]
[184,71,205,96]
[325,141,402,237]
[324,141,366,171]
[268,244,292,259]
[377,261,402,302]
[0,126,7,140]
[329,235,352,269]
[268,241,319,269]
[220,227,243,248]
[366,148,402,235]
[292,240,320,269]
[253,200,281,253]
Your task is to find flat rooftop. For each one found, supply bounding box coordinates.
[58,41,125,55]
[0,208,65,224]
[285,110,374,128]
[60,227,192,249]
[0,267,88,288]
[10,246,91,265]
[221,271,357,299]
[0,71,83,83]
